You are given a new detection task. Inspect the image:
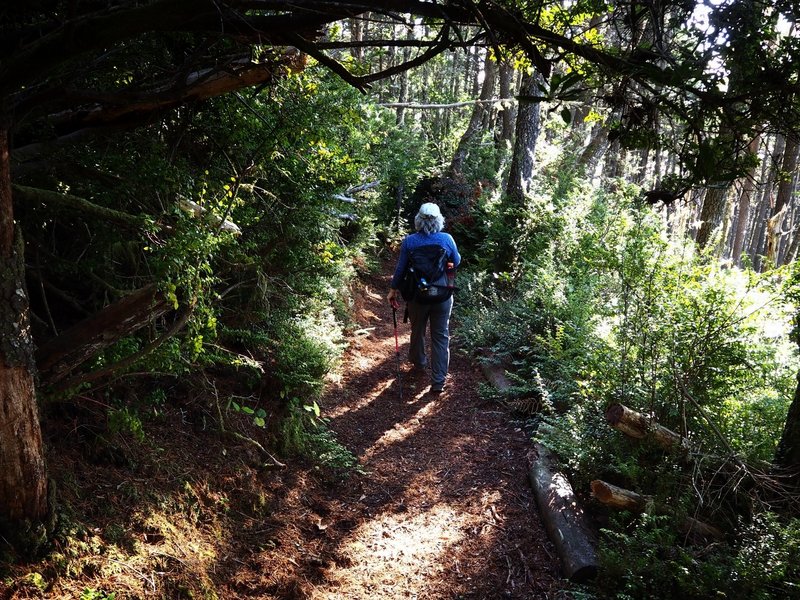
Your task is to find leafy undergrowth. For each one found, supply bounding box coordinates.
[1,268,566,599]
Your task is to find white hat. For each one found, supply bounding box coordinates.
[418,202,441,218]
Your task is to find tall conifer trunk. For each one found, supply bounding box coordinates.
[505,70,542,203]
[0,126,48,540]
[496,70,543,271]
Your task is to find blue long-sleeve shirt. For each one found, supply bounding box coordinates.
[391,231,461,289]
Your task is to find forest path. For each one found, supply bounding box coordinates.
[243,265,564,599]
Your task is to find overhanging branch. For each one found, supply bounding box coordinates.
[12,184,147,230]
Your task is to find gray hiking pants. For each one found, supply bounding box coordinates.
[407,296,453,388]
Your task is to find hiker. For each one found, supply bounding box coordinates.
[387,202,461,393]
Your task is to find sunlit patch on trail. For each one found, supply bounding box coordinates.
[326,379,395,420]
[361,398,439,461]
[404,387,430,405]
[315,504,474,599]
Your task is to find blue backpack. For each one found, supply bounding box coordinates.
[399,244,455,304]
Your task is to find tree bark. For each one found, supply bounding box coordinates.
[495,69,544,271]
[498,59,515,144]
[774,134,799,217]
[578,124,609,175]
[695,185,731,250]
[394,26,414,126]
[767,133,800,265]
[505,70,542,203]
[0,126,49,544]
[750,134,784,270]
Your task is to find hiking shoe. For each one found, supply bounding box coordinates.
[430,382,445,393]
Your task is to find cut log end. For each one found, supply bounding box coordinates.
[590,479,648,512]
[605,402,624,425]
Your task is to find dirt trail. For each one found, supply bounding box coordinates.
[239,268,565,599]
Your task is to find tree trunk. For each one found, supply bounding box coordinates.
[590,480,649,511]
[498,60,515,144]
[776,369,800,482]
[695,185,731,250]
[774,134,799,217]
[731,136,761,265]
[394,27,413,126]
[605,403,686,450]
[505,70,542,203]
[496,69,544,271]
[767,134,800,265]
[0,126,49,547]
[578,124,609,175]
[493,59,515,175]
[750,134,783,269]
[350,17,363,61]
[590,480,724,541]
[604,139,625,180]
[448,54,496,177]
[779,157,800,264]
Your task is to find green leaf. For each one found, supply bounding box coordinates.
[254,416,266,427]
[241,406,255,415]
[561,107,572,124]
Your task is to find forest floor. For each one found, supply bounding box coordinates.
[1,264,567,600]
[230,265,567,599]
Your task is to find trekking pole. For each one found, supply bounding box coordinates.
[391,299,403,401]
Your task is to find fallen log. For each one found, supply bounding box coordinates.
[36,284,173,384]
[591,479,724,543]
[480,352,598,581]
[529,443,599,582]
[679,516,725,543]
[478,353,514,391]
[590,479,650,512]
[605,403,686,450]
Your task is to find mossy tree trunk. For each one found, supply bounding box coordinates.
[0,126,49,544]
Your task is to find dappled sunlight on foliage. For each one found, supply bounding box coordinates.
[459,152,800,597]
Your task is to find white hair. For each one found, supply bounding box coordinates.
[414,212,444,234]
